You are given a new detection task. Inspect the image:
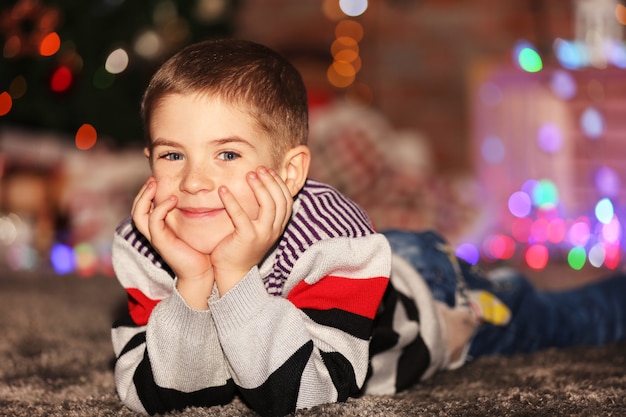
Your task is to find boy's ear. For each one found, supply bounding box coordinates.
[281,145,311,197]
[143,147,153,167]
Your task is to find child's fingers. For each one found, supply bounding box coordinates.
[148,196,176,233]
[219,185,254,233]
[131,179,157,239]
[250,167,293,230]
[266,168,293,228]
[146,196,178,248]
[131,178,156,214]
[248,168,278,224]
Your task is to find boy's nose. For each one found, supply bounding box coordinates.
[180,165,215,194]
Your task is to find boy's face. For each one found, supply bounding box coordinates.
[147,93,281,255]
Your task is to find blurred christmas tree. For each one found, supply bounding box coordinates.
[0,0,238,147]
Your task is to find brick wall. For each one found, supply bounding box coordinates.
[234,0,576,173]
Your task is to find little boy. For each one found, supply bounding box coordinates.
[111,38,626,417]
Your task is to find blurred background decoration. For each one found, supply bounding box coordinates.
[1,0,626,277]
[0,0,237,145]
[0,0,237,275]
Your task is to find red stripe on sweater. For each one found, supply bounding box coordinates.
[287,276,388,319]
[126,288,161,326]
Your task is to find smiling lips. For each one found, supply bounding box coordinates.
[178,207,224,219]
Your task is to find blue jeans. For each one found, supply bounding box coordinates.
[382,229,626,358]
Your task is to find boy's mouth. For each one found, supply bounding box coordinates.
[178,207,224,219]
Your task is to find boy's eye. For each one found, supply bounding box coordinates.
[218,151,240,161]
[160,152,184,161]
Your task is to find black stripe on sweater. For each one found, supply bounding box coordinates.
[135,351,236,415]
[368,283,431,392]
[117,332,146,358]
[301,308,373,340]
[320,350,359,402]
[238,340,313,417]
[395,289,430,391]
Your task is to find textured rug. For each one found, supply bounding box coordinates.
[1,272,625,417]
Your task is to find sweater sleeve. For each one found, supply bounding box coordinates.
[209,233,391,416]
[110,219,235,415]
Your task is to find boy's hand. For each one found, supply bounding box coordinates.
[132,178,214,310]
[212,167,293,295]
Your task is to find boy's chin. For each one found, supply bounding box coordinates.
[168,220,230,255]
[185,239,219,255]
[174,230,219,254]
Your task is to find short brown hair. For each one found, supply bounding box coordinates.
[141,38,309,164]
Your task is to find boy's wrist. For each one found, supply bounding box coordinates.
[176,276,214,310]
[214,267,253,296]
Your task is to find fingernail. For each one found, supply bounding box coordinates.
[258,166,268,175]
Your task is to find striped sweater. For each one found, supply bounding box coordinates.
[111,179,448,416]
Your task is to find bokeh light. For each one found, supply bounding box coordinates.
[105,48,129,74]
[0,214,19,245]
[531,179,558,209]
[74,242,99,277]
[327,64,355,88]
[554,38,585,70]
[525,244,549,269]
[322,0,345,20]
[39,31,61,56]
[93,66,115,89]
[536,123,563,153]
[580,107,605,139]
[615,4,626,25]
[339,0,368,17]
[328,33,361,88]
[547,218,567,243]
[0,91,12,116]
[595,198,614,225]
[4,35,21,58]
[567,246,586,270]
[50,243,76,274]
[331,36,359,57]
[481,234,516,260]
[521,179,538,196]
[134,30,162,59]
[530,218,550,243]
[508,191,532,218]
[50,65,73,92]
[514,41,542,72]
[549,70,577,99]
[511,217,533,242]
[75,123,98,150]
[335,19,363,41]
[455,243,480,265]
[487,234,516,259]
[9,75,27,99]
[568,218,591,247]
[594,166,620,198]
[608,41,626,68]
[604,244,621,269]
[588,243,606,268]
[601,216,622,244]
[466,33,626,273]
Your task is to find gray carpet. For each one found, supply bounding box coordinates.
[1,272,625,417]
